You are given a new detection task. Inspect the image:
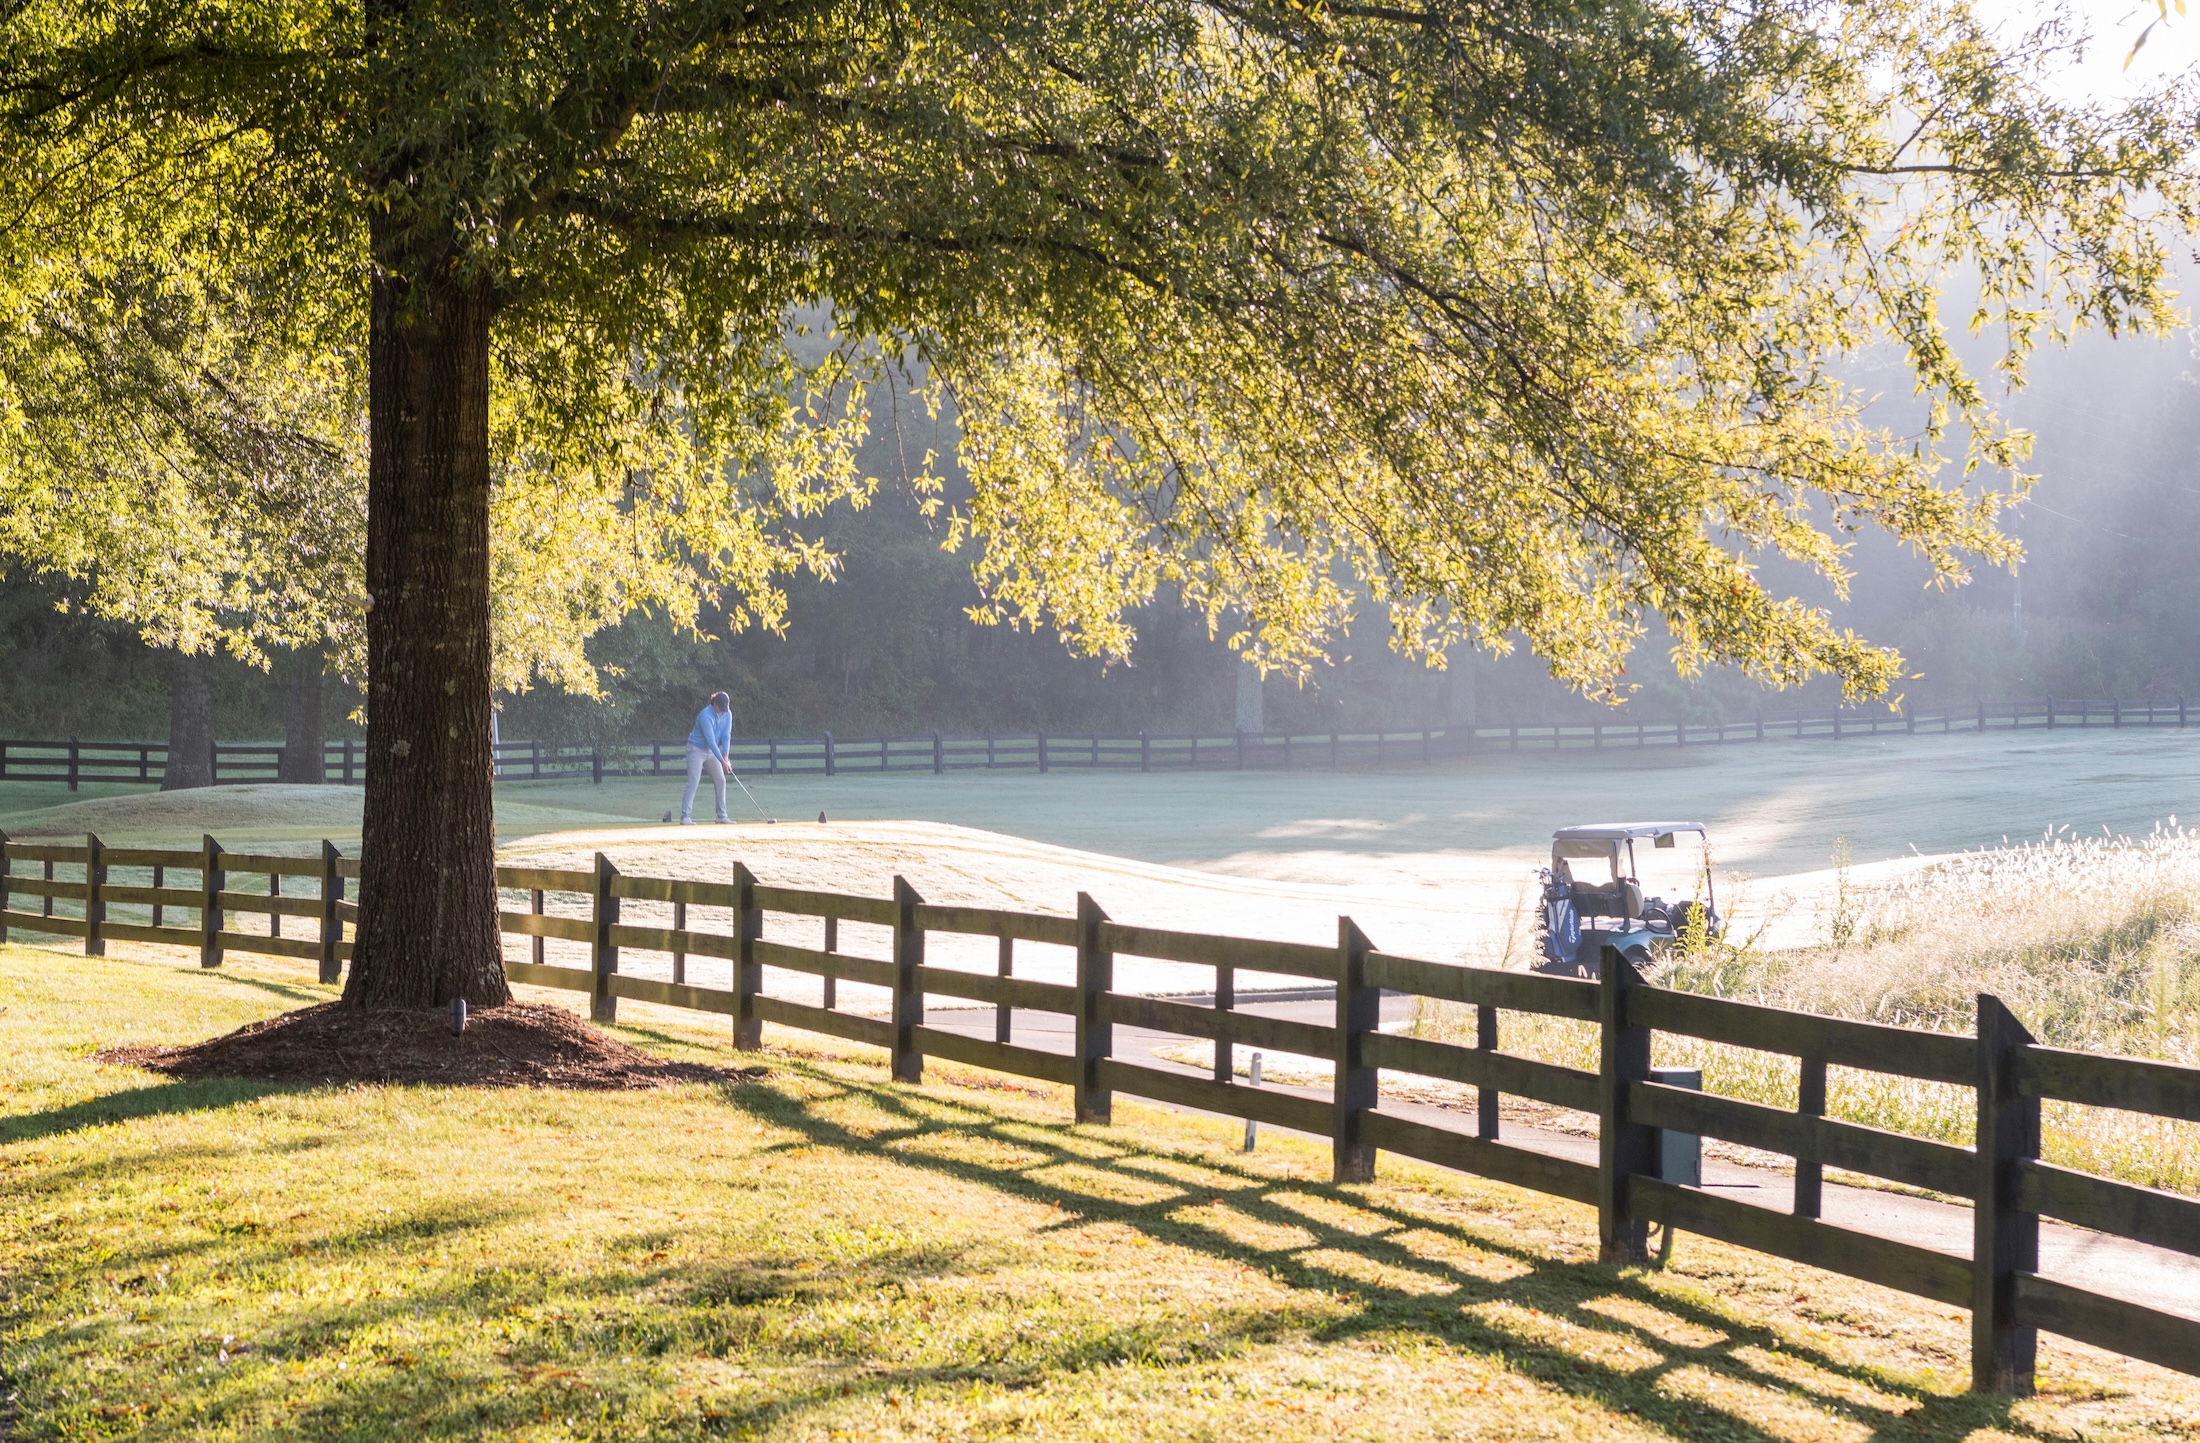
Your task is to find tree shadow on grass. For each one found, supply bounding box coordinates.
[0,1076,297,1144]
[697,1060,2052,1443]
[1,1053,2063,1442]
[176,969,332,1007]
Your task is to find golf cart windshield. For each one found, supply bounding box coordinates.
[1552,837,1621,886]
[1551,824,1713,909]
[1631,833,1709,907]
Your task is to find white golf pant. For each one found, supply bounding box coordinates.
[682,745,728,822]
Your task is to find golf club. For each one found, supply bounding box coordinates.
[725,761,777,824]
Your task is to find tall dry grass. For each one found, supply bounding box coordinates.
[1413,825,2200,1194]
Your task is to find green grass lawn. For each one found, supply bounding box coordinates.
[4,945,2198,1440]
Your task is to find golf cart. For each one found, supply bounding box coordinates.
[1533,822,1719,977]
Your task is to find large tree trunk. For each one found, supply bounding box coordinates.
[342,251,508,1010]
[278,647,326,784]
[160,650,214,790]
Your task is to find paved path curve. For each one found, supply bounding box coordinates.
[920,991,2200,1326]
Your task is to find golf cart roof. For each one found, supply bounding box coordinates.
[1553,823,1707,842]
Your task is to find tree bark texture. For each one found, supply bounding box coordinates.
[278,647,326,784]
[160,650,214,791]
[342,253,509,1010]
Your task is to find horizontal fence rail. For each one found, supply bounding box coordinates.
[3,694,2188,789]
[6,832,2200,1392]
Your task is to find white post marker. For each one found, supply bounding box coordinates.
[1243,1051,1263,1152]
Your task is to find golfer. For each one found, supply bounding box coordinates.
[680,691,735,824]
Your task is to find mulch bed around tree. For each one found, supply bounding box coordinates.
[98,1002,765,1090]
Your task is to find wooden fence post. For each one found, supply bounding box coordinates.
[824,731,835,777]
[318,840,344,984]
[199,834,224,968]
[1597,944,1654,1263]
[932,731,944,775]
[1795,1054,1826,1218]
[83,832,105,957]
[1140,730,1150,772]
[890,875,925,1083]
[0,828,10,944]
[591,852,619,1023]
[995,933,1013,1043]
[590,745,603,784]
[1973,992,2040,1394]
[67,736,80,791]
[733,861,761,1048]
[1332,917,1378,1183]
[1075,892,1112,1123]
[1477,1002,1500,1140]
[1038,731,1049,773]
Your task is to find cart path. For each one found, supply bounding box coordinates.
[914,991,2200,1328]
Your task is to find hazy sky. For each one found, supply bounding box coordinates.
[1975,0,2199,100]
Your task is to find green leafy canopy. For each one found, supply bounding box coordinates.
[2,0,2194,701]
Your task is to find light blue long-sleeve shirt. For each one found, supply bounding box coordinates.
[687,705,732,755]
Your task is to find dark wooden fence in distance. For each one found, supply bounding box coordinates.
[5,831,2199,1393]
[0,693,2188,789]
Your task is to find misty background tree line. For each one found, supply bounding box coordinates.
[4,324,2195,753]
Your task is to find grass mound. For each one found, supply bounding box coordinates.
[98,1000,762,1090]
[0,782,365,841]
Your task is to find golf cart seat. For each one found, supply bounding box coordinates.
[1567,878,1642,923]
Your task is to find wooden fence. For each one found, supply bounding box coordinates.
[5,830,2199,1393]
[2,693,2189,789]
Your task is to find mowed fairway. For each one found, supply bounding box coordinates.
[8,944,2200,1441]
[5,727,2196,968]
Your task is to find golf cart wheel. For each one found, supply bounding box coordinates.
[1622,945,1653,972]
[1669,899,1710,941]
